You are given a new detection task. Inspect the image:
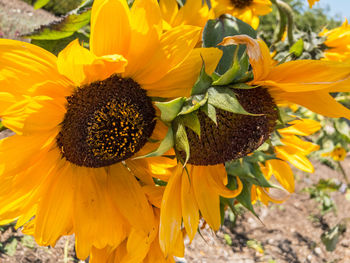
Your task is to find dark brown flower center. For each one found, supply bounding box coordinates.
[183,87,277,166]
[230,0,253,9]
[56,75,156,168]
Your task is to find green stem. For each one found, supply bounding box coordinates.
[272,0,295,46]
[271,0,287,44]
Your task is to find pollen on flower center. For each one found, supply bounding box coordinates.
[230,0,253,8]
[182,87,278,166]
[56,75,156,168]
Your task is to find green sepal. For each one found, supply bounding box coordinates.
[289,38,304,57]
[178,112,201,137]
[133,127,174,159]
[212,45,240,85]
[226,159,272,188]
[173,120,190,166]
[202,15,257,74]
[234,179,258,217]
[276,108,297,126]
[34,0,50,9]
[229,83,256,90]
[207,86,261,116]
[244,152,277,164]
[24,9,91,40]
[191,61,213,96]
[178,94,208,116]
[155,97,186,123]
[201,102,217,125]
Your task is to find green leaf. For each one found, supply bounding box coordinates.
[235,179,257,216]
[174,121,190,165]
[201,102,217,125]
[335,119,350,140]
[207,87,259,116]
[289,38,304,57]
[191,61,213,95]
[156,97,186,123]
[133,128,174,159]
[24,9,91,40]
[224,234,233,246]
[34,0,50,9]
[212,46,240,85]
[179,112,201,136]
[202,15,257,74]
[31,31,89,56]
[226,160,272,188]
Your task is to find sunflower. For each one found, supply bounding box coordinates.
[252,118,321,205]
[211,0,272,29]
[320,19,350,62]
[308,0,320,8]
[0,0,222,259]
[322,146,347,161]
[220,35,350,119]
[159,0,214,29]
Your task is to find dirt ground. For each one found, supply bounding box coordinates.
[1,1,350,263]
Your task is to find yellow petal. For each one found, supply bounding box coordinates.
[266,159,294,193]
[278,118,321,136]
[159,165,182,257]
[131,25,201,85]
[159,0,178,25]
[280,135,320,155]
[206,165,243,198]
[181,169,199,242]
[143,47,222,98]
[143,185,165,208]
[57,39,127,86]
[125,0,162,77]
[275,146,315,173]
[259,60,350,92]
[108,163,155,233]
[191,165,221,230]
[219,35,272,80]
[275,90,350,119]
[90,0,131,57]
[34,161,74,247]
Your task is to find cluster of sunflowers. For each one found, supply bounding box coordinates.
[1,0,350,262]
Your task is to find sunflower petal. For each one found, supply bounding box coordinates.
[159,165,182,256]
[266,159,294,193]
[90,0,131,57]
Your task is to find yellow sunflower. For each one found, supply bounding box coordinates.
[308,0,320,8]
[252,118,321,205]
[220,35,350,119]
[0,0,222,260]
[159,0,214,29]
[320,19,350,62]
[211,0,272,29]
[322,146,347,161]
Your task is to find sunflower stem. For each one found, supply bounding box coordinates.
[272,0,294,46]
[271,0,287,44]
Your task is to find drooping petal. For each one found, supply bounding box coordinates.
[280,135,320,155]
[90,0,131,57]
[266,159,294,193]
[181,169,199,242]
[219,35,272,80]
[275,146,315,173]
[191,165,221,230]
[108,164,155,234]
[206,165,243,198]
[159,165,183,256]
[278,119,321,136]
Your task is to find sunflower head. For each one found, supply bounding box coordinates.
[230,0,254,9]
[56,75,156,168]
[181,87,278,165]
